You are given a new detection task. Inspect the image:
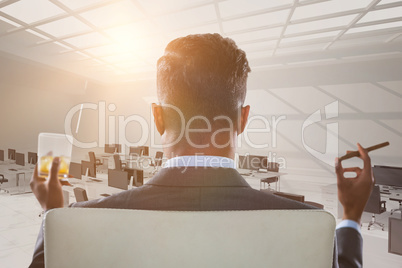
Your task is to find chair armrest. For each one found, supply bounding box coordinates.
[0,174,4,179]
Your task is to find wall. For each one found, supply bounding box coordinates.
[0,53,401,179]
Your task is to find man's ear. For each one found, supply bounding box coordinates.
[152,103,165,136]
[238,105,250,135]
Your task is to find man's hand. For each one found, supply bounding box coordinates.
[30,157,64,211]
[335,143,374,224]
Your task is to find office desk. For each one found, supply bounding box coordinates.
[0,163,34,195]
[238,169,287,191]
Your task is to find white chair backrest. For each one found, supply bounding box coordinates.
[44,208,335,268]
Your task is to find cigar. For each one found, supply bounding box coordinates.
[339,141,390,161]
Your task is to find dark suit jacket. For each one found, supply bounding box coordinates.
[29,167,362,267]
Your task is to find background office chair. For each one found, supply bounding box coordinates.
[88,152,102,172]
[390,198,402,216]
[150,151,163,174]
[44,208,336,268]
[73,187,89,202]
[113,154,136,182]
[260,161,279,190]
[364,185,386,230]
[0,174,9,193]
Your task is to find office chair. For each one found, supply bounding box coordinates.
[113,154,136,182]
[73,187,89,202]
[390,198,402,216]
[0,174,9,193]
[150,151,163,174]
[88,152,103,172]
[44,208,336,268]
[364,185,386,230]
[260,161,279,191]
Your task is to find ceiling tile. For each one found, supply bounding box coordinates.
[57,0,108,10]
[222,9,289,33]
[64,32,110,48]
[292,0,372,20]
[79,0,144,28]
[105,21,164,54]
[286,15,356,35]
[228,27,283,44]
[347,20,402,34]
[154,4,217,32]
[359,6,402,23]
[36,16,92,37]
[136,0,205,15]
[0,0,65,24]
[219,0,293,18]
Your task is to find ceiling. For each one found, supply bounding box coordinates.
[0,0,401,85]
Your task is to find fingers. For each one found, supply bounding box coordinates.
[343,167,362,173]
[335,157,344,184]
[49,157,61,185]
[357,143,371,169]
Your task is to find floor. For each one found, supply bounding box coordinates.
[1,173,401,267]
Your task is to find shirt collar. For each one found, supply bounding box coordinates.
[163,155,235,169]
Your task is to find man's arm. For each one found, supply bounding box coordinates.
[29,158,64,268]
[335,143,374,268]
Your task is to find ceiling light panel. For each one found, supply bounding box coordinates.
[347,20,402,34]
[64,32,110,48]
[275,43,326,55]
[102,53,136,63]
[36,16,92,37]
[154,4,217,32]
[0,0,65,24]
[167,23,221,40]
[228,27,283,44]
[84,43,123,56]
[292,0,373,20]
[240,41,277,53]
[379,0,402,4]
[219,0,293,18]
[136,0,205,15]
[25,29,50,40]
[359,6,402,23]
[57,0,109,10]
[79,0,144,28]
[286,15,356,35]
[222,9,290,33]
[105,20,157,45]
[282,30,341,44]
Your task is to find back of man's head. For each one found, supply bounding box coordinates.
[157,33,251,134]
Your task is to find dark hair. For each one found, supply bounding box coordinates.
[157,33,251,130]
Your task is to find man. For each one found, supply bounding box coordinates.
[30,34,373,267]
